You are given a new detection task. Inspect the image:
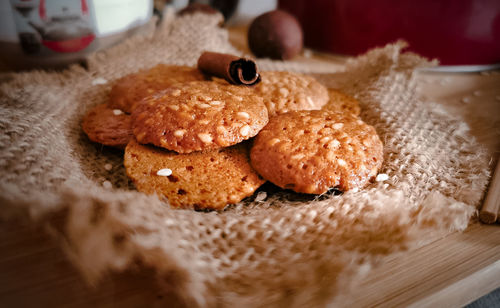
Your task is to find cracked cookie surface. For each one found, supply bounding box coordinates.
[132,81,268,153]
[250,109,383,194]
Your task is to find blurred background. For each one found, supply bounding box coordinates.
[1,0,499,69]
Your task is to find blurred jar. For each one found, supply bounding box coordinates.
[279,0,500,66]
[0,0,153,70]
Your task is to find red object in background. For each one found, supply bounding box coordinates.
[41,34,95,53]
[38,0,95,53]
[279,0,500,65]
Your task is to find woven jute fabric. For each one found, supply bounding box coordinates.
[0,12,492,307]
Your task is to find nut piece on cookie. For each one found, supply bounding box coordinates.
[82,103,133,149]
[250,110,383,194]
[323,88,361,116]
[253,71,329,116]
[132,81,269,153]
[109,64,206,114]
[124,139,265,210]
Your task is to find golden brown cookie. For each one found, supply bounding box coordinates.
[124,139,265,210]
[132,81,268,153]
[109,64,206,113]
[323,88,361,116]
[250,110,383,194]
[253,71,329,116]
[82,103,133,149]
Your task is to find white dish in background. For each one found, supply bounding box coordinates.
[0,0,153,70]
[421,64,500,73]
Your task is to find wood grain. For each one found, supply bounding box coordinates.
[1,219,499,307]
[479,161,500,223]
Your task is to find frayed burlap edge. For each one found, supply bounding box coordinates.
[0,13,492,307]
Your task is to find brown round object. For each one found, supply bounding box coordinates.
[322,88,361,116]
[177,3,219,16]
[250,110,383,194]
[81,103,133,149]
[132,81,268,153]
[109,64,206,114]
[254,71,329,116]
[248,10,303,60]
[124,139,265,210]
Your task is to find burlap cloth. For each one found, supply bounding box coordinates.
[0,12,492,307]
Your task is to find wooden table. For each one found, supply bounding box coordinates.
[1,28,499,308]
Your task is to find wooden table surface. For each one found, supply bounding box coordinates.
[1,27,499,308]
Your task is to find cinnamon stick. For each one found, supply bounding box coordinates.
[197,51,261,86]
[479,160,500,224]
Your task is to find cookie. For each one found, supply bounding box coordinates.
[82,103,133,149]
[253,71,329,116]
[124,139,265,209]
[109,64,206,113]
[323,88,361,116]
[250,110,383,194]
[132,81,268,153]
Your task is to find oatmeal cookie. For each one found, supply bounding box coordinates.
[250,109,383,194]
[82,103,132,149]
[109,64,206,113]
[124,139,265,209]
[254,71,329,116]
[132,81,268,153]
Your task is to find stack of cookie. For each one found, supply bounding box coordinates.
[82,59,383,210]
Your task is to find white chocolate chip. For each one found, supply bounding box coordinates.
[255,191,267,202]
[268,138,280,146]
[228,194,239,203]
[198,133,212,143]
[332,123,344,130]
[279,88,289,96]
[337,158,347,166]
[104,163,112,171]
[157,168,172,177]
[171,89,181,97]
[291,153,305,160]
[198,103,211,109]
[376,173,389,182]
[320,136,331,143]
[236,111,250,120]
[210,100,223,106]
[306,96,314,107]
[92,77,108,85]
[173,130,186,137]
[102,180,112,189]
[329,139,341,148]
[112,109,123,116]
[239,125,251,136]
[216,125,227,134]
